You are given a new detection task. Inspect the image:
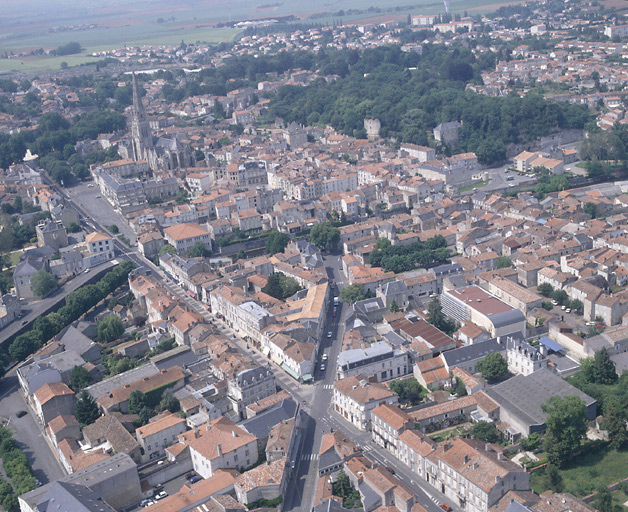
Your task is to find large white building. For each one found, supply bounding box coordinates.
[336,341,409,382]
[333,374,399,431]
[441,285,526,338]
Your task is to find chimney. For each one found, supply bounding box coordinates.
[464,455,469,464]
[444,442,451,452]
[193,426,199,438]
[232,430,237,438]
[217,444,222,456]
[473,462,479,470]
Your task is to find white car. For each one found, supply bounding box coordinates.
[322,353,328,361]
[327,331,332,338]
[565,308,571,313]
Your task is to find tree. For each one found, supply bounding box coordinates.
[542,301,554,311]
[265,230,290,255]
[310,222,340,251]
[453,377,467,397]
[67,222,81,233]
[538,283,554,297]
[97,315,124,343]
[595,486,613,512]
[545,464,564,492]
[30,269,56,297]
[389,300,400,313]
[427,297,457,336]
[469,421,500,443]
[339,283,367,304]
[188,241,211,258]
[262,272,303,300]
[521,432,542,451]
[496,256,513,269]
[75,390,100,426]
[389,378,426,405]
[70,365,91,390]
[584,202,598,219]
[593,348,618,385]
[477,353,509,382]
[542,395,588,467]
[158,244,177,257]
[128,390,147,415]
[158,390,180,413]
[603,402,628,450]
[332,471,362,510]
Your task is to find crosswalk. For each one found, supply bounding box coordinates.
[301,453,319,461]
[428,495,441,506]
[322,384,334,390]
[361,444,373,452]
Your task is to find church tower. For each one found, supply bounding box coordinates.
[130,73,154,164]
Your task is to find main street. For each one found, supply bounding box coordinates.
[45,175,459,512]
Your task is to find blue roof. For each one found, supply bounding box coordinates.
[539,337,564,352]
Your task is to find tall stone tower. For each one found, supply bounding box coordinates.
[130,73,154,163]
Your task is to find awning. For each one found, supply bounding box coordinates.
[301,374,313,383]
[538,337,565,352]
[261,346,270,356]
[281,363,300,381]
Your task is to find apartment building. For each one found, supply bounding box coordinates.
[333,374,399,431]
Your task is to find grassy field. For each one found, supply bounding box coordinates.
[530,444,628,498]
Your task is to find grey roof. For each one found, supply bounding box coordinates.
[380,280,407,297]
[318,448,343,472]
[485,368,597,430]
[430,263,463,277]
[384,331,405,347]
[442,337,508,367]
[21,350,86,378]
[57,326,98,357]
[505,500,533,512]
[489,309,526,329]
[239,397,297,439]
[353,297,385,316]
[239,301,271,320]
[36,481,115,512]
[358,480,381,510]
[20,454,136,509]
[337,341,393,367]
[151,345,198,371]
[86,363,160,399]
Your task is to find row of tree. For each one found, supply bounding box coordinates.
[0,425,37,499]
[2,261,135,373]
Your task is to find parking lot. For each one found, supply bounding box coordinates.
[65,179,136,242]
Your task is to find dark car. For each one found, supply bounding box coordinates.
[16,410,27,418]
[188,475,202,484]
[385,466,395,475]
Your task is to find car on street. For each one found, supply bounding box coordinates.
[332,310,336,317]
[322,353,328,361]
[16,410,27,418]
[154,491,167,500]
[385,466,395,475]
[566,308,571,313]
[440,505,453,512]
[561,305,566,310]
[21,320,28,325]
[320,363,326,371]
[552,300,558,305]
[327,331,332,338]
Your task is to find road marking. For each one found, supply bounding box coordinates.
[301,453,319,461]
[322,384,333,390]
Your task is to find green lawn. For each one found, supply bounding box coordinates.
[613,489,628,510]
[531,444,628,497]
[8,250,22,266]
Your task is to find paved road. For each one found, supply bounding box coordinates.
[0,374,66,485]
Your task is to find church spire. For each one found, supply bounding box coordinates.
[131,72,147,121]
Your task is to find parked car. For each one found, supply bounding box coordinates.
[440,505,453,512]
[327,331,332,338]
[16,410,27,418]
[565,308,571,313]
[322,353,328,361]
[188,475,202,484]
[320,363,326,371]
[385,466,395,475]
